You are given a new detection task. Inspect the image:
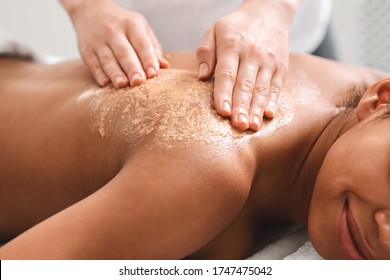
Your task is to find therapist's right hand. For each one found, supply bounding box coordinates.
[61,0,169,88]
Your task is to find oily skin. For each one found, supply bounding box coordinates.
[0,53,388,259]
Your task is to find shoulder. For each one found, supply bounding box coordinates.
[289,54,388,94]
[97,143,254,258]
[121,142,254,209]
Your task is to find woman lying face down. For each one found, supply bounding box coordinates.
[0,52,389,260]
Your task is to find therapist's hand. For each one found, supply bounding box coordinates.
[197,0,300,131]
[60,0,169,88]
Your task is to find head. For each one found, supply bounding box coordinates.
[308,78,390,259]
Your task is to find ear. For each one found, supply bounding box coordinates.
[356,78,390,121]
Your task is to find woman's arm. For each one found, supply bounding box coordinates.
[0,148,250,259]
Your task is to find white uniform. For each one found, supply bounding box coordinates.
[115,0,332,53]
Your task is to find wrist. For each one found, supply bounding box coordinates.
[59,0,112,19]
[242,0,301,25]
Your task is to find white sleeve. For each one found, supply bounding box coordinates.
[116,0,332,53]
[289,0,333,53]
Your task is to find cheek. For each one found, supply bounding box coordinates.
[308,158,347,259]
[308,189,346,259]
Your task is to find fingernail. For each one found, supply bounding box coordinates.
[266,104,276,118]
[100,77,109,86]
[251,115,261,130]
[222,101,231,115]
[198,63,208,78]
[115,76,125,87]
[146,66,157,78]
[131,72,143,86]
[238,114,248,125]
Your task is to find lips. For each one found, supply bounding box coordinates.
[339,202,365,259]
[346,204,375,260]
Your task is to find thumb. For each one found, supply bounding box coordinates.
[196,25,216,80]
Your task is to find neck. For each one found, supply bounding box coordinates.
[289,109,358,223]
[249,107,359,226]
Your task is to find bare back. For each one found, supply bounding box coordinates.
[0,58,252,247]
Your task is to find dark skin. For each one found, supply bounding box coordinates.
[0,53,386,259]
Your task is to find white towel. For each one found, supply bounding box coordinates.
[284,241,323,260]
[247,226,322,260]
[0,30,65,64]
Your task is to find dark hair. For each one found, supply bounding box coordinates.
[336,84,369,109]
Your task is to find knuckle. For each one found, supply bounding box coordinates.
[123,15,141,28]
[79,44,91,56]
[80,46,98,61]
[214,18,227,28]
[122,16,134,27]
[273,61,287,77]
[99,53,111,64]
[115,45,130,59]
[136,40,150,51]
[265,50,276,59]
[217,69,236,83]
[126,15,148,33]
[221,35,241,50]
[196,44,212,56]
[269,86,280,96]
[237,78,254,94]
[258,51,277,68]
[102,24,116,37]
[246,43,261,56]
[255,84,270,97]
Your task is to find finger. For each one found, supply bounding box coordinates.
[231,62,258,131]
[158,54,170,69]
[96,45,130,88]
[264,70,283,119]
[128,28,159,79]
[248,69,273,131]
[109,36,146,87]
[83,50,110,86]
[196,25,216,80]
[213,52,239,117]
[147,26,169,69]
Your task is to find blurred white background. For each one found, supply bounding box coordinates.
[0,0,79,59]
[1,0,390,71]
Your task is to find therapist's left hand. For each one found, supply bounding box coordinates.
[197,0,299,131]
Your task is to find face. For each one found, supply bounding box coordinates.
[308,102,390,259]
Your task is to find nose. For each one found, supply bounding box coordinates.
[374,209,390,253]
